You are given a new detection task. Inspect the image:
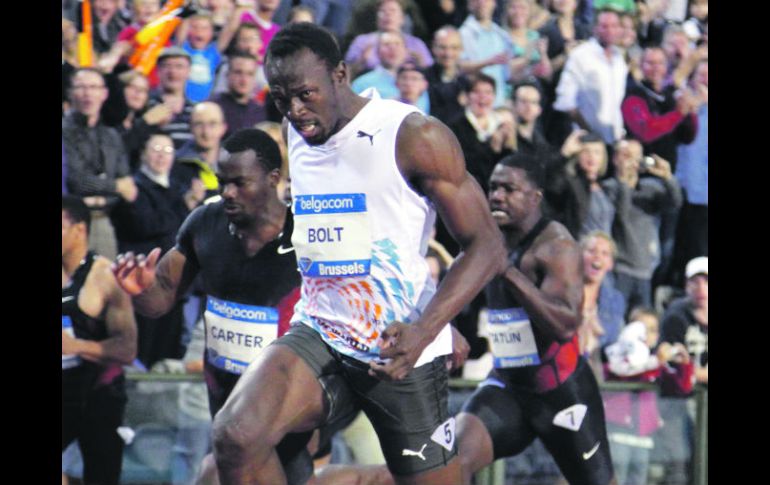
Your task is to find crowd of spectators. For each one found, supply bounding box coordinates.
[62,1,708,484]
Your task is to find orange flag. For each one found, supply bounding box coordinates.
[77,0,94,67]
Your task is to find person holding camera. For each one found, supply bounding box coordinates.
[600,138,682,313]
[543,130,620,240]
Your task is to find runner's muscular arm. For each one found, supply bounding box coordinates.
[503,235,583,342]
[369,114,507,380]
[402,113,506,338]
[66,259,138,365]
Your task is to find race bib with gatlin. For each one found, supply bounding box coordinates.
[487,308,541,368]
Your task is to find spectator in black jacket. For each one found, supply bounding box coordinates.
[111,134,200,368]
[112,134,197,256]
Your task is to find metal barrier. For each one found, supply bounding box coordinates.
[63,374,707,485]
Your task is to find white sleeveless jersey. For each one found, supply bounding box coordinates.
[287,89,452,366]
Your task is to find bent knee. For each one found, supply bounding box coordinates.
[212,410,276,459]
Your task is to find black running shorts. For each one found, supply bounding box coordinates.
[275,323,457,476]
[461,359,614,485]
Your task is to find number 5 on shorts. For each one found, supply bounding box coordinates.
[431,417,456,451]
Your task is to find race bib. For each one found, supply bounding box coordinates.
[204,297,279,375]
[292,194,371,277]
[62,315,81,370]
[487,308,541,368]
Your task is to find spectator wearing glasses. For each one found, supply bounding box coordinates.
[63,68,138,261]
[111,134,195,367]
[172,102,228,205]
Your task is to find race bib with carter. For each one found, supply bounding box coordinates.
[292,194,371,277]
[62,315,82,369]
[204,297,279,375]
[487,308,541,368]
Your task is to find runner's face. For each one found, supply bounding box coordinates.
[488,165,540,229]
[218,150,277,225]
[267,49,344,146]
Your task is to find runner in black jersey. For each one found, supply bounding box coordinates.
[313,153,616,485]
[112,129,353,485]
[454,152,615,485]
[62,196,138,485]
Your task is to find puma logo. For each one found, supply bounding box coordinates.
[402,444,427,461]
[356,129,381,145]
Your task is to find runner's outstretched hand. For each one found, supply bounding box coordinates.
[111,248,162,296]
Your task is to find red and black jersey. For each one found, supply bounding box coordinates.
[485,218,580,394]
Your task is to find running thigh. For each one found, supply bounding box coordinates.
[214,344,328,448]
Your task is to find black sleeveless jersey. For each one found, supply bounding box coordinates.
[486,218,581,393]
[62,252,124,402]
[175,202,302,416]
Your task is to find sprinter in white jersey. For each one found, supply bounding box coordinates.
[211,23,506,485]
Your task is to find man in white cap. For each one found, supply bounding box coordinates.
[661,256,707,383]
[655,255,707,485]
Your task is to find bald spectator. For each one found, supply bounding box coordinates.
[423,25,471,125]
[63,68,137,261]
[351,31,430,112]
[147,47,196,150]
[553,8,628,146]
[172,102,228,205]
[210,52,267,139]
